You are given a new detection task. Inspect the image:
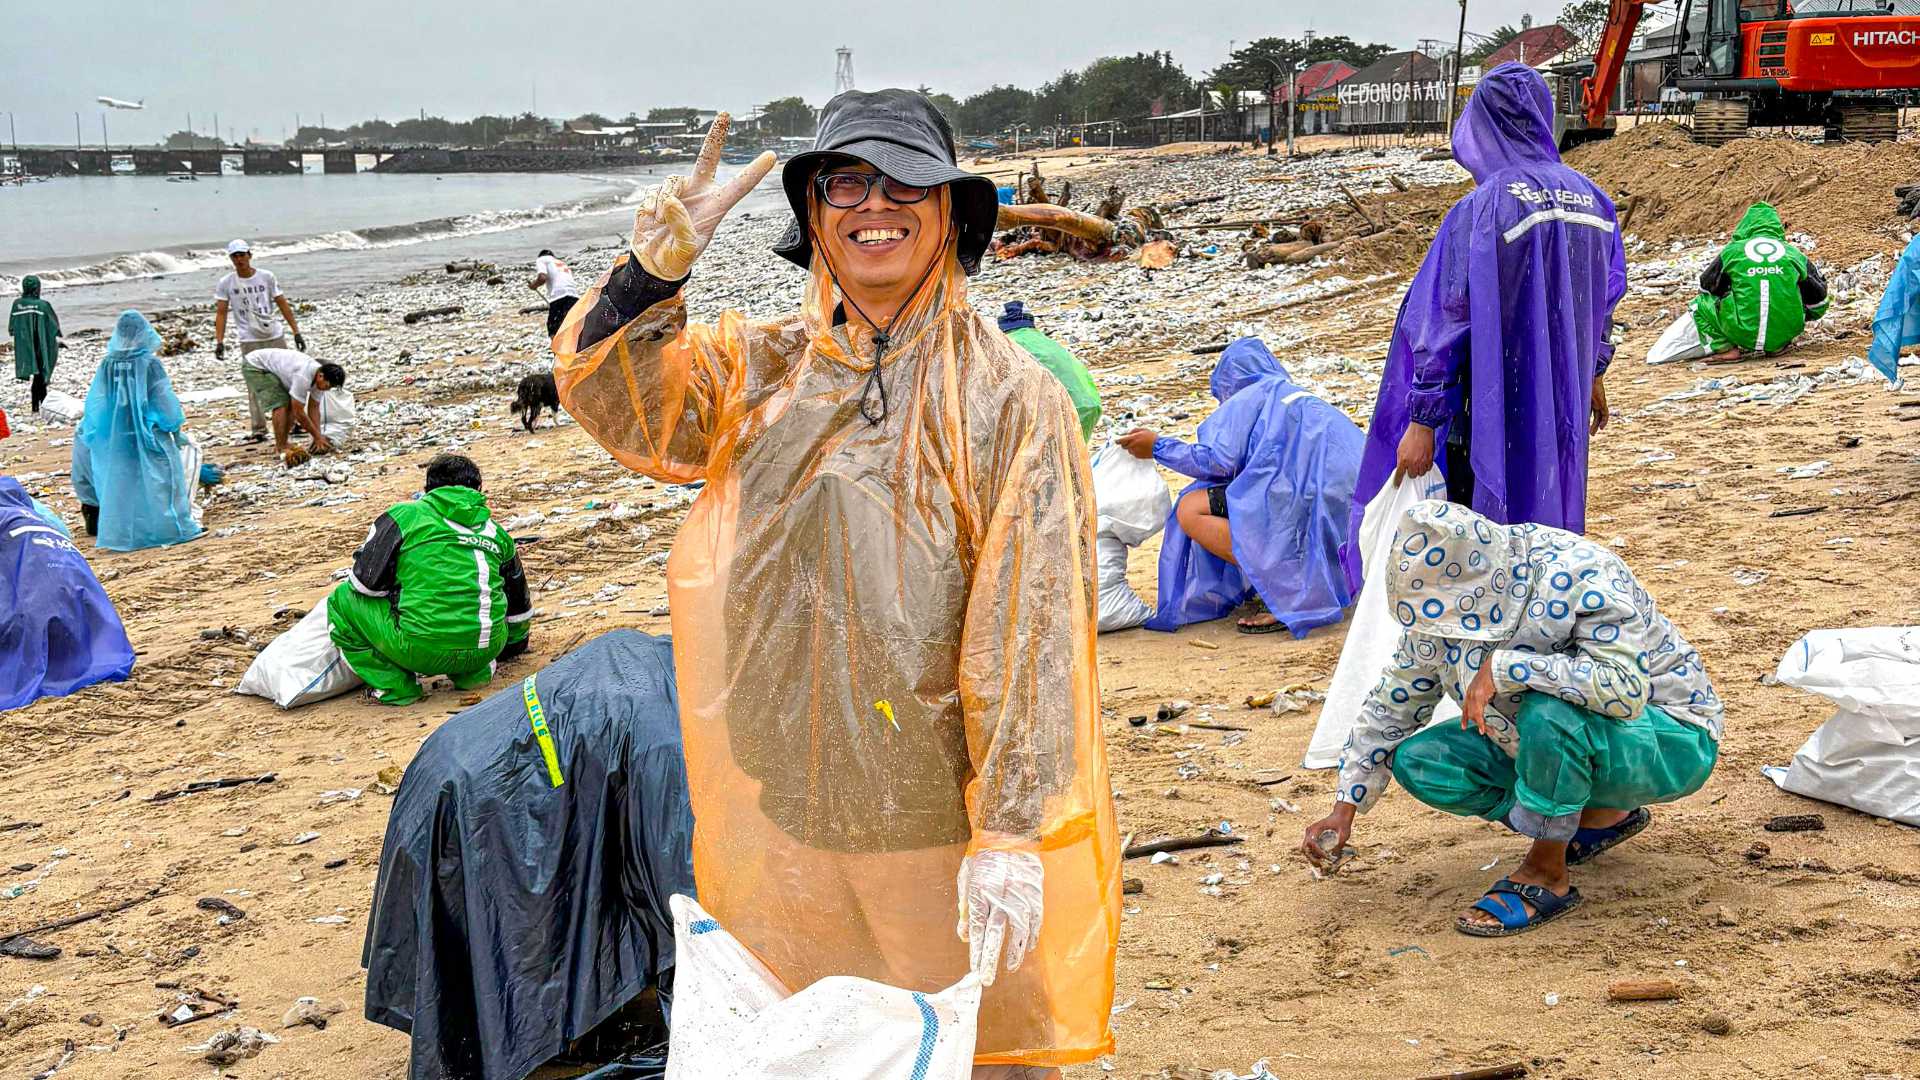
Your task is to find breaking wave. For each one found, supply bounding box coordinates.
[0,180,648,293]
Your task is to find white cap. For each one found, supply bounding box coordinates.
[226,239,251,255]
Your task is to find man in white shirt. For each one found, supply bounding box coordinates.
[214,240,307,442]
[528,248,581,338]
[240,348,344,466]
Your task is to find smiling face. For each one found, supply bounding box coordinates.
[814,161,949,323]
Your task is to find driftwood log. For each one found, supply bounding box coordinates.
[403,305,464,325]
[996,203,1116,246]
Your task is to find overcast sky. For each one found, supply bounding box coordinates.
[1,0,1551,145]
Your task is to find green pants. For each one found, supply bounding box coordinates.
[327,584,500,706]
[1389,693,1717,842]
[243,363,293,414]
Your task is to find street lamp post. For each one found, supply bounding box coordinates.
[1241,54,1290,156]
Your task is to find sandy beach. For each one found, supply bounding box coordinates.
[3,130,1920,1079]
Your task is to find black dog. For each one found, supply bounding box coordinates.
[512,372,560,433]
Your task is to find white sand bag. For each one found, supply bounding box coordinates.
[1647,308,1711,365]
[665,894,981,1080]
[1097,535,1153,633]
[1765,627,1920,826]
[177,430,205,526]
[1305,470,1458,769]
[235,603,363,709]
[1091,442,1170,547]
[315,388,356,443]
[38,389,84,424]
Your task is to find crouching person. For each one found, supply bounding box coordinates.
[328,454,530,705]
[1696,201,1827,362]
[1304,501,1723,936]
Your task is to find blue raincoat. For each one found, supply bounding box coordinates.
[72,311,201,552]
[1868,231,1920,385]
[0,477,134,710]
[1143,338,1364,637]
[1343,63,1627,592]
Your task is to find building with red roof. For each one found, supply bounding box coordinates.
[1482,24,1580,69]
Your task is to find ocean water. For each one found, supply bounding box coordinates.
[0,165,787,332]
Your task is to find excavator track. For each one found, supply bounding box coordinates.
[1692,98,1751,146]
[1829,100,1900,143]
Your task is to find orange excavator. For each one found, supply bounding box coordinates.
[1570,0,1920,144]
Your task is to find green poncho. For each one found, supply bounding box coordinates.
[9,277,60,382]
[1692,203,1827,354]
[1006,325,1101,441]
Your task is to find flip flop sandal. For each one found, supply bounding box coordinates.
[1567,806,1651,866]
[1456,877,1583,938]
[1237,596,1287,635]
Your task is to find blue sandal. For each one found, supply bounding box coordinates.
[1568,807,1651,866]
[1457,877,1583,937]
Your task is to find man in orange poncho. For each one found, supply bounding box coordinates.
[552,92,1118,1076]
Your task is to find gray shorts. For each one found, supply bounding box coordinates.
[239,336,288,355]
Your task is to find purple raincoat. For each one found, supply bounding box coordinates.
[1342,63,1627,592]
[1144,338,1364,637]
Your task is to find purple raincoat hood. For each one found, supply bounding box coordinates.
[1451,63,1561,183]
[1209,337,1292,402]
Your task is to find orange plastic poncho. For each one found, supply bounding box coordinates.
[552,244,1119,1067]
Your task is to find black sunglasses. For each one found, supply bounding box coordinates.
[815,172,933,209]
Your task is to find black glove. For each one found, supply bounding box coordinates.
[215,342,227,361]
[294,332,308,352]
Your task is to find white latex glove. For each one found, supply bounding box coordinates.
[955,849,1044,987]
[630,113,777,280]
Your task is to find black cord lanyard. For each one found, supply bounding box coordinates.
[814,218,951,425]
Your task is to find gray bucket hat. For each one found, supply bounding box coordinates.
[774,89,999,275]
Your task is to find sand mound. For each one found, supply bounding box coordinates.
[1567,121,1920,261]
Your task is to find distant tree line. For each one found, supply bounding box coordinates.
[222,28,1566,150]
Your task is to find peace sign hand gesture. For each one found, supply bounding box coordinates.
[631,113,778,281]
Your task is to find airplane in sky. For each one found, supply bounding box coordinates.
[97,96,145,110]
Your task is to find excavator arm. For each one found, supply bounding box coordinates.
[1581,0,1652,127]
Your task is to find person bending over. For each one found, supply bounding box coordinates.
[1117,338,1363,636]
[327,454,530,706]
[1304,501,1723,936]
[240,347,342,466]
[997,301,1100,441]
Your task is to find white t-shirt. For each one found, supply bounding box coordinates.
[534,254,579,303]
[243,348,320,403]
[214,269,286,342]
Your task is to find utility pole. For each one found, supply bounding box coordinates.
[101,113,108,150]
[1450,0,1470,136]
[214,112,220,148]
[75,112,81,151]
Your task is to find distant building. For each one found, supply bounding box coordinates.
[1336,51,1451,133]
[1291,60,1358,136]
[1483,24,1581,70]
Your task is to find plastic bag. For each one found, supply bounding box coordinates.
[1096,536,1153,633]
[1091,442,1169,547]
[1305,469,1458,768]
[315,388,356,443]
[665,894,981,1080]
[1647,309,1710,366]
[235,603,363,708]
[38,389,84,424]
[177,431,206,527]
[1766,627,1920,826]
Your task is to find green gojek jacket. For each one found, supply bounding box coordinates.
[346,485,531,652]
[1005,325,1101,441]
[10,277,61,381]
[1692,202,1829,354]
